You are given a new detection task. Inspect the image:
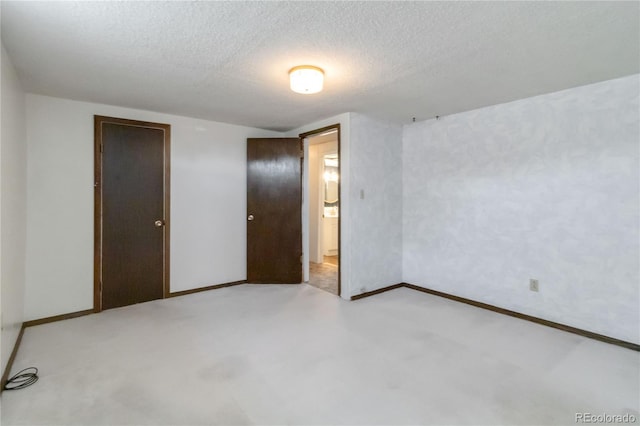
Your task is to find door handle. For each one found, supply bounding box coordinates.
[154,220,165,227]
[248,214,254,221]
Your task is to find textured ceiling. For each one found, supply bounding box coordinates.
[1,1,638,131]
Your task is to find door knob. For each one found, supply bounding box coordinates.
[154,220,164,227]
[247,214,254,221]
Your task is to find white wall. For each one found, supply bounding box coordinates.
[25,94,281,320]
[349,113,403,294]
[309,139,338,264]
[403,75,640,343]
[1,44,27,373]
[308,144,321,264]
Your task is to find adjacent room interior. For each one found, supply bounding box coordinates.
[306,128,340,296]
[0,2,638,425]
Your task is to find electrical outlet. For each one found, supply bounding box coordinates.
[529,279,539,292]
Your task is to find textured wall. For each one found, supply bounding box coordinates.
[403,75,639,343]
[1,44,27,373]
[24,95,281,320]
[350,114,403,294]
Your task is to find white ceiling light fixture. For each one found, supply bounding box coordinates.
[289,65,324,94]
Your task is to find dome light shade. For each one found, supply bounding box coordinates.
[289,65,324,94]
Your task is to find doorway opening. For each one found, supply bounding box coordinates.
[301,125,340,296]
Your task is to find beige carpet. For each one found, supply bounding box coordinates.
[308,261,338,295]
[2,285,637,425]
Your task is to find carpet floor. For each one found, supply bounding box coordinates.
[1,284,638,425]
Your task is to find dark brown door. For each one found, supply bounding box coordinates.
[95,116,170,311]
[247,138,302,283]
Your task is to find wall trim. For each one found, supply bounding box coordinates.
[351,282,640,351]
[6,279,635,392]
[350,283,405,300]
[2,310,94,391]
[1,324,26,391]
[24,309,95,328]
[0,280,249,392]
[168,280,247,298]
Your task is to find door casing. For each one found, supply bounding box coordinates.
[300,124,341,296]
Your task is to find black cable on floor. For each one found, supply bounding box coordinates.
[4,367,38,390]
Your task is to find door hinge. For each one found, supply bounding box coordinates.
[300,255,303,264]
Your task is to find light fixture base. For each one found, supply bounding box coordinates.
[289,65,324,94]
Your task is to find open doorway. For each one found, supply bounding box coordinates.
[301,125,340,296]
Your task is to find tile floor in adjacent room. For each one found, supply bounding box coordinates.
[1,284,638,426]
[308,260,339,295]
